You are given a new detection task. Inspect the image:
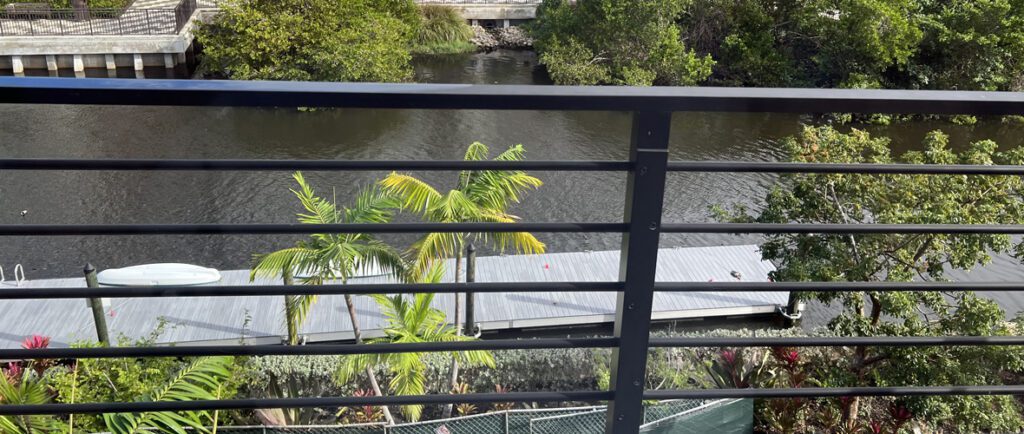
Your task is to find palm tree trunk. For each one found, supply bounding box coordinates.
[283,267,298,345]
[442,252,463,419]
[344,293,395,425]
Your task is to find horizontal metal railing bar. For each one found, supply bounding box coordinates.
[660,223,1024,234]
[645,386,1024,399]
[1,78,1022,114]
[7,159,1024,176]
[0,159,632,172]
[667,161,1024,175]
[0,391,615,416]
[653,281,1024,292]
[0,338,619,359]
[0,281,624,299]
[7,223,1024,237]
[2,281,1021,300]
[3,280,1021,300]
[648,336,1024,347]
[0,223,625,236]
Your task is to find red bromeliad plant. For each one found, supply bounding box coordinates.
[336,389,384,424]
[705,348,771,389]
[21,335,49,350]
[20,335,52,376]
[488,385,516,412]
[888,403,913,432]
[760,347,817,434]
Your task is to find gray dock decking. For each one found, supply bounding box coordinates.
[0,244,784,348]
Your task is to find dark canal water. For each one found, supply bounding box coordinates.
[1,49,1023,299]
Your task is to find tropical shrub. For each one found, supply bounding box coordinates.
[239,355,349,425]
[413,5,475,54]
[47,330,200,433]
[197,0,416,82]
[531,0,714,86]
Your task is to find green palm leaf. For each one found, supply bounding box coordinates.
[0,376,60,434]
[103,356,233,434]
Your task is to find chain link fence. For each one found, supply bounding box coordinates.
[197,400,750,434]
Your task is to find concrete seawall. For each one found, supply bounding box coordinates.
[0,2,538,75]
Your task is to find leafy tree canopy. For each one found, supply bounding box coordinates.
[197,0,418,82]
[718,126,1024,430]
[535,0,1024,90]
[678,0,921,87]
[531,0,715,85]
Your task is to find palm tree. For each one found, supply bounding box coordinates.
[379,142,545,417]
[251,171,405,425]
[336,265,496,422]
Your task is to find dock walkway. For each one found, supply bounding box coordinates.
[0,244,784,348]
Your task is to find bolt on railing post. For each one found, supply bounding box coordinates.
[83,263,110,345]
[604,111,672,434]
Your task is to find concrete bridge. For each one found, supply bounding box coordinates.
[0,0,540,75]
[416,0,541,27]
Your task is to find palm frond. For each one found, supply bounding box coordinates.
[379,172,443,215]
[465,169,543,211]
[104,357,233,434]
[409,232,461,278]
[435,190,482,223]
[458,141,490,189]
[291,172,340,225]
[250,247,321,281]
[345,185,401,224]
[351,239,408,282]
[0,377,59,434]
[285,294,318,338]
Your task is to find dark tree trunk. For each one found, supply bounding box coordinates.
[71,0,89,20]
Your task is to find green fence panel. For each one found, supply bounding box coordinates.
[389,413,507,434]
[639,399,753,434]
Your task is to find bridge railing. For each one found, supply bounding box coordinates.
[0,78,1023,434]
[0,0,197,36]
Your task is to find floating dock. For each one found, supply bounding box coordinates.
[0,244,785,348]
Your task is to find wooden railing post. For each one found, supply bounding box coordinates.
[83,264,110,345]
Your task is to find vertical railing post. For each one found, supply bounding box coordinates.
[83,264,111,346]
[604,111,672,434]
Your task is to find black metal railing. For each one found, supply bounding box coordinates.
[0,0,197,36]
[0,77,1023,433]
